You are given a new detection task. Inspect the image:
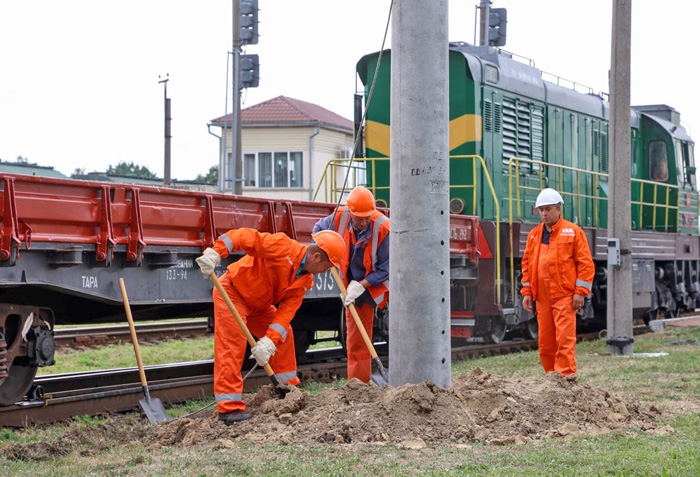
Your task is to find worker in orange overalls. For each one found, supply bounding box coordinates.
[196,228,345,425]
[520,188,595,378]
[313,186,390,383]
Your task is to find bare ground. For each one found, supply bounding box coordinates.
[5,367,670,461]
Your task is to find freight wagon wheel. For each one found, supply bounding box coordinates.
[642,309,660,326]
[0,359,38,406]
[482,315,507,344]
[338,307,388,354]
[523,318,538,341]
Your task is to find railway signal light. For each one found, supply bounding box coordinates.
[488,8,507,47]
[240,0,259,45]
[241,54,260,88]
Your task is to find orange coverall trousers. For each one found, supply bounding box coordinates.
[212,277,300,414]
[345,301,374,383]
[536,243,577,376]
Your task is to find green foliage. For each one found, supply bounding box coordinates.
[195,165,218,184]
[107,161,157,179]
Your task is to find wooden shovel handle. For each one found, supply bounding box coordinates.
[119,278,148,388]
[330,267,380,360]
[208,273,279,381]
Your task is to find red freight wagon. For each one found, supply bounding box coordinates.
[0,174,479,405]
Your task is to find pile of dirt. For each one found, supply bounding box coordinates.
[148,368,665,448]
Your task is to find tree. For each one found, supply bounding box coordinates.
[16,155,29,164]
[196,165,218,184]
[107,161,157,179]
[73,168,86,176]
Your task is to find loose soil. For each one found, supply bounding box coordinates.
[5,368,667,461]
[149,368,663,448]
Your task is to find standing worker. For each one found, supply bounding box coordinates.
[313,186,390,383]
[520,188,595,378]
[196,228,345,425]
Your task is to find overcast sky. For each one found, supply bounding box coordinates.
[0,1,697,180]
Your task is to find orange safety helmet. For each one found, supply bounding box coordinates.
[346,186,376,217]
[312,230,345,267]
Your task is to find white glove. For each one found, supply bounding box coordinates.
[343,280,365,307]
[250,336,276,366]
[195,247,221,276]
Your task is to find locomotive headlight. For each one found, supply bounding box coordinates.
[450,198,466,214]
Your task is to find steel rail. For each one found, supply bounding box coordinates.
[53,320,210,348]
[0,326,651,427]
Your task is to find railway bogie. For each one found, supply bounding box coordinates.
[0,305,54,405]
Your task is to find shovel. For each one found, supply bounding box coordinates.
[330,267,389,386]
[207,273,289,399]
[118,278,170,424]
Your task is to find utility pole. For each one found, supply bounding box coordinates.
[606,0,634,355]
[478,0,490,46]
[390,0,451,387]
[159,74,171,186]
[231,0,242,195]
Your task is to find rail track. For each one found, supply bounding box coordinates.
[53,320,211,348]
[0,323,666,427]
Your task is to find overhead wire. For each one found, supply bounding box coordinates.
[331,0,394,223]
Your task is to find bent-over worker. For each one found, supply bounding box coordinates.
[520,188,595,378]
[196,228,345,425]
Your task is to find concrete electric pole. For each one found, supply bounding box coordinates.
[606,0,634,355]
[389,0,451,387]
[159,74,171,186]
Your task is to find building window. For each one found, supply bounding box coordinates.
[290,152,303,187]
[274,152,288,187]
[244,153,256,186]
[242,151,304,188]
[259,152,273,187]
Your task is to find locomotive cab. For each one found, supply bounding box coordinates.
[636,104,697,234]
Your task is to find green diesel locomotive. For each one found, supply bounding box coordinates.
[352,42,697,342]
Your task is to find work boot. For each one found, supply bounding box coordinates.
[218,410,252,425]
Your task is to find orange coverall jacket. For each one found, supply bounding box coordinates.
[212,228,313,345]
[520,218,595,301]
[333,207,390,309]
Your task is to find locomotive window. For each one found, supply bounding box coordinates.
[690,143,698,191]
[675,140,685,186]
[649,141,668,182]
[484,64,499,84]
[678,140,697,190]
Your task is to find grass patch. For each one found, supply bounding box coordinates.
[43,329,339,376]
[39,337,215,375]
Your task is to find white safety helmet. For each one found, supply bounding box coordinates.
[535,188,564,208]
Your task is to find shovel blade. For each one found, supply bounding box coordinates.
[370,372,388,387]
[371,357,389,386]
[139,396,169,424]
[271,386,290,399]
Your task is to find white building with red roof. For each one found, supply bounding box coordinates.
[210,95,354,201]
